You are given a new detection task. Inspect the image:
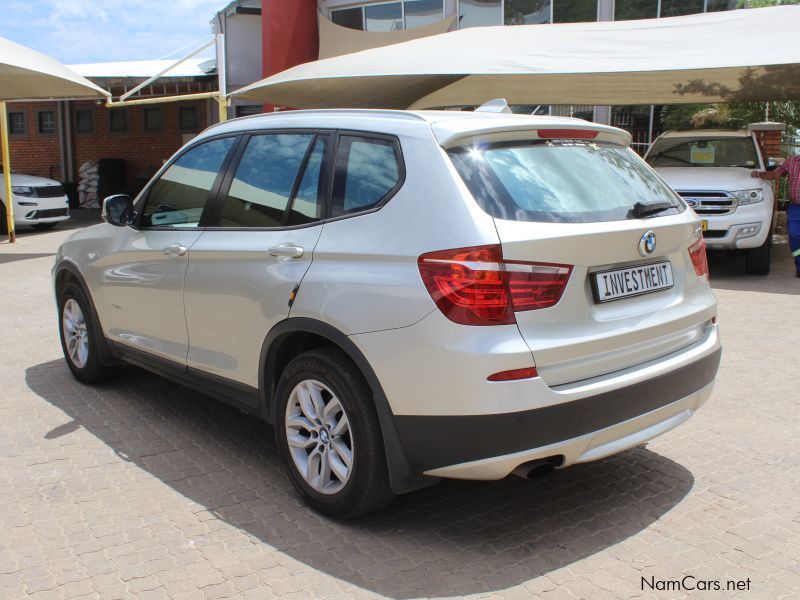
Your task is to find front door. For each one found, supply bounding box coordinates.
[99,136,237,364]
[184,132,330,395]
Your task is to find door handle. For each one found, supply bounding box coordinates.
[268,243,304,258]
[163,243,187,257]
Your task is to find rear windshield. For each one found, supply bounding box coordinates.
[448,140,682,223]
[645,137,759,169]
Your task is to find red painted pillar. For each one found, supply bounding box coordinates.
[262,0,319,111]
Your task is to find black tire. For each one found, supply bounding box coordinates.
[274,347,394,518]
[57,282,118,384]
[745,234,772,275]
[0,203,7,234]
[32,222,58,230]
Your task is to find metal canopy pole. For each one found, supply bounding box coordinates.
[120,37,215,102]
[0,101,16,243]
[216,33,228,122]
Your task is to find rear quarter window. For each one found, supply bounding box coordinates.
[331,135,402,218]
[449,140,683,223]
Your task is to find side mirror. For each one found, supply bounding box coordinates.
[101,194,134,226]
[766,158,783,172]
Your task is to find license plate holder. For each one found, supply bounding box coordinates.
[591,261,674,304]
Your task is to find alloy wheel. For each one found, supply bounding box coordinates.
[284,379,354,495]
[62,299,89,369]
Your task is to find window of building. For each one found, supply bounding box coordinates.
[8,111,25,136]
[234,105,262,118]
[506,0,551,24]
[331,6,365,29]
[332,135,401,217]
[144,108,162,131]
[37,111,56,135]
[659,0,704,16]
[405,0,444,28]
[142,137,235,228]
[553,0,598,22]
[109,109,128,133]
[459,0,502,27]
[220,134,316,228]
[179,106,198,131]
[365,2,403,31]
[75,109,93,134]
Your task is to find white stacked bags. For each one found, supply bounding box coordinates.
[77,161,100,208]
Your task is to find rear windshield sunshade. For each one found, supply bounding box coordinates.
[448,140,683,224]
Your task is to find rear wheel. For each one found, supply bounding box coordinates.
[745,234,772,275]
[58,282,118,384]
[275,348,394,518]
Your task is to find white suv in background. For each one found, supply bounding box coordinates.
[0,168,70,232]
[54,109,721,517]
[645,129,775,274]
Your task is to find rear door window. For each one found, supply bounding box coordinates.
[448,140,682,223]
[219,133,315,228]
[331,135,401,217]
[287,137,328,226]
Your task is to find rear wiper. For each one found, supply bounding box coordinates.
[630,200,675,218]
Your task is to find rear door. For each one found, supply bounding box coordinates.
[182,131,330,397]
[448,136,716,386]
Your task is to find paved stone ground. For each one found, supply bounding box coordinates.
[1,211,799,600]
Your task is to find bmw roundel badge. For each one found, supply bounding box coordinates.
[639,231,657,257]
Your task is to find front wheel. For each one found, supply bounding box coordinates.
[275,348,394,518]
[745,234,772,275]
[58,282,118,384]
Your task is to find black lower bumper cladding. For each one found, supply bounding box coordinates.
[394,348,721,472]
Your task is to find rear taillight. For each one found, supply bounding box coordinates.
[688,237,708,279]
[417,244,572,326]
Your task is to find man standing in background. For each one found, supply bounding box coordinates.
[753,155,800,277]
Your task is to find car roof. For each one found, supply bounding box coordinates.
[195,109,632,148]
[656,129,751,139]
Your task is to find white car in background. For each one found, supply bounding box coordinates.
[0,169,70,232]
[644,129,775,275]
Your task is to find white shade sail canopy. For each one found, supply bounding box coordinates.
[0,36,109,100]
[232,6,800,109]
[1,35,109,243]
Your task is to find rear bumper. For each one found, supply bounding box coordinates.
[423,380,714,479]
[393,344,720,479]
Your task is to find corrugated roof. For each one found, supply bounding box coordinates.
[68,59,215,79]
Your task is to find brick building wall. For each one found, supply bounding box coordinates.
[6,101,62,180]
[6,98,210,196]
[754,129,783,160]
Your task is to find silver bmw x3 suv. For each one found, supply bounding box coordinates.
[54,109,721,517]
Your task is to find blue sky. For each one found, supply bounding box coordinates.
[0,0,225,65]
